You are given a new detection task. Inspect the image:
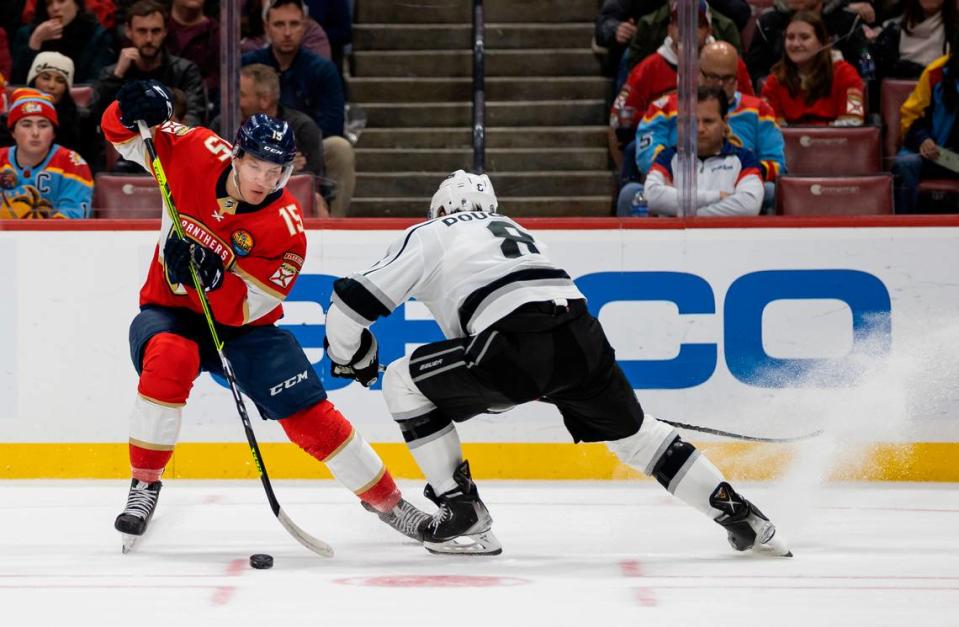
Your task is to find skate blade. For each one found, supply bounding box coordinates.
[120,533,141,554]
[424,530,502,556]
[753,529,792,558]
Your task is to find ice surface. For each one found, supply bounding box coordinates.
[0,480,956,626]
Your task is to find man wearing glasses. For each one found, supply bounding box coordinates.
[617,41,785,216]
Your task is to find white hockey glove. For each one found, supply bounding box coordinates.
[325,329,379,387]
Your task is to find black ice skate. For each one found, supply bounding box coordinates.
[362,498,431,542]
[421,460,502,555]
[114,479,162,553]
[710,482,791,557]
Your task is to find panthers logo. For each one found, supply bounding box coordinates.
[0,185,56,219]
[0,169,17,190]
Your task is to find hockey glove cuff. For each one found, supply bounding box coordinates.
[163,236,225,292]
[326,329,379,387]
[118,79,174,129]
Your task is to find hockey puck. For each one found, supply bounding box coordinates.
[249,553,274,569]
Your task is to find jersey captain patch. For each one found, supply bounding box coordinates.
[270,262,299,289]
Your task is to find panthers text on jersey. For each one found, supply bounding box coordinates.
[101,101,307,327]
[324,211,586,361]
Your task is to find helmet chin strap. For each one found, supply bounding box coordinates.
[230,163,252,204]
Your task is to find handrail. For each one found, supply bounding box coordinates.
[472,0,487,173]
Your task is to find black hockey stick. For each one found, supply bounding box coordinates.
[137,121,333,558]
[658,418,823,443]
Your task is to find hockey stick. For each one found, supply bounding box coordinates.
[657,418,823,443]
[370,367,820,443]
[137,121,334,558]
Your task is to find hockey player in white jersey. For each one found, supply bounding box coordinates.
[324,170,791,557]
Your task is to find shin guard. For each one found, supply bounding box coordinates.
[129,334,198,482]
[281,401,401,512]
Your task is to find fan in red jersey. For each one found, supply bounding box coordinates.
[101,79,430,548]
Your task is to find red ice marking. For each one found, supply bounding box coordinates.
[620,560,657,607]
[620,560,643,577]
[633,588,658,607]
[210,558,246,606]
[334,575,529,588]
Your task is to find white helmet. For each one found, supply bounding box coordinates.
[428,170,498,219]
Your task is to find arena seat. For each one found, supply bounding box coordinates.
[880,79,919,168]
[778,175,894,215]
[781,126,881,176]
[94,173,318,219]
[285,174,317,216]
[92,174,162,218]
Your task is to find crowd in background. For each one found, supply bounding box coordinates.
[597,0,959,216]
[0,0,956,219]
[0,0,353,219]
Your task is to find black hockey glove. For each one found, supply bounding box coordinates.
[325,329,379,387]
[117,79,174,129]
[164,236,225,292]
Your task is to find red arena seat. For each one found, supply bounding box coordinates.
[94,173,318,219]
[880,79,919,168]
[92,174,163,219]
[285,174,317,216]
[778,175,894,216]
[781,126,882,176]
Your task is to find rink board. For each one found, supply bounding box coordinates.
[1,217,958,479]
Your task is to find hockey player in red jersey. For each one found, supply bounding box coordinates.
[102,79,429,547]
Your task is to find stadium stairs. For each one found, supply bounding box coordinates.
[349,0,615,217]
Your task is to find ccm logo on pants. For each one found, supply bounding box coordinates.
[270,370,309,396]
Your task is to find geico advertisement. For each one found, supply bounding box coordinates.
[1,226,958,444]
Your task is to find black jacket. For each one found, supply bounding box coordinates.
[870,17,949,80]
[12,13,115,84]
[92,50,207,127]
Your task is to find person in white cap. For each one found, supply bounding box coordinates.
[23,51,97,168]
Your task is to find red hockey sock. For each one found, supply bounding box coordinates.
[128,333,198,482]
[130,444,173,483]
[281,400,401,512]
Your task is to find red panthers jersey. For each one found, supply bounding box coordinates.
[102,101,307,327]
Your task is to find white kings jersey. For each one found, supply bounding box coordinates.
[325,211,585,362]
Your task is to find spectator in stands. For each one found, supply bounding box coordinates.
[241,0,332,60]
[645,85,764,216]
[20,0,116,30]
[761,11,866,126]
[746,0,868,90]
[92,0,206,127]
[167,0,219,109]
[609,0,753,169]
[622,0,745,83]
[618,42,785,215]
[12,0,115,85]
[0,88,92,219]
[242,0,353,214]
[871,0,956,80]
[892,47,959,213]
[24,51,98,168]
[303,0,351,81]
